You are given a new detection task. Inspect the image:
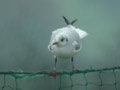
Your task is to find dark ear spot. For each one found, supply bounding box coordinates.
[75,44,80,50]
[61,38,64,42]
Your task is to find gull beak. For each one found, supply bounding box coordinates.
[52,42,58,45]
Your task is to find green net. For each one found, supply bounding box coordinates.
[0,66,120,90]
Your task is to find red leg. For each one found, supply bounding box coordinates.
[49,56,57,77]
[71,57,75,72]
[54,56,57,71]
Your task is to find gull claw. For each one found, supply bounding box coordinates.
[70,69,75,74]
[49,71,58,77]
[72,69,75,72]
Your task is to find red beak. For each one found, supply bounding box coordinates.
[52,42,58,45]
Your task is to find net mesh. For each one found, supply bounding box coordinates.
[0,66,120,90]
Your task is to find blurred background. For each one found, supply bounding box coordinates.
[0,0,120,90]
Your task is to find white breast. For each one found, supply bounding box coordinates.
[50,44,75,59]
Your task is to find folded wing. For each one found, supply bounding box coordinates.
[74,28,88,39]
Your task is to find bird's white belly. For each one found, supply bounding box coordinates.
[52,45,75,59]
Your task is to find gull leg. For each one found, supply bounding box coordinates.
[54,56,57,71]
[71,57,75,72]
[49,56,57,77]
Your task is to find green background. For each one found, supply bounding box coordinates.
[0,0,120,90]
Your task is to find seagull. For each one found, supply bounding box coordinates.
[48,16,88,76]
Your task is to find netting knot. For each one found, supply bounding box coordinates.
[99,83,103,86]
[70,85,74,88]
[114,82,117,85]
[2,86,5,89]
[85,83,88,86]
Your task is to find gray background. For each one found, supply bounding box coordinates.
[0,0,120,90]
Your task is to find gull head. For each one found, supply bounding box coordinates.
[52,33,69,47]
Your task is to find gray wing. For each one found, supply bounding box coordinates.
[75,44,80,50]
[72,41,82,53]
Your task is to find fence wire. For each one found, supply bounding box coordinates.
[0,66,120,90]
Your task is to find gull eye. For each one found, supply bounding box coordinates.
[61,38,64,42]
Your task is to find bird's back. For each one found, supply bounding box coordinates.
[50,25,81,43]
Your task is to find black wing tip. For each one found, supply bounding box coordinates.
[62,16,66,19]
[62,16,70,25]
[71,19,78,25]
[62,16,77,25]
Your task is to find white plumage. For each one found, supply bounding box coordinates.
[48,25,88,58]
